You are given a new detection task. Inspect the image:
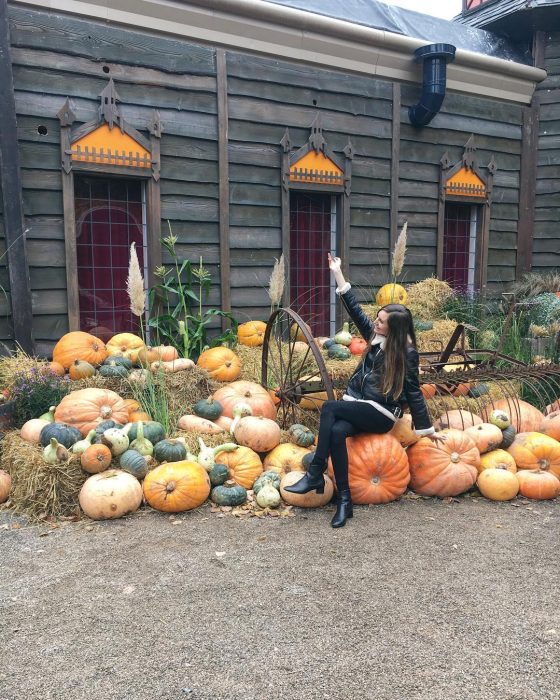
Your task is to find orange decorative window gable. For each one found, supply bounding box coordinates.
[71,124,151,168]
[290,150,343,185]
[446,166,486,197]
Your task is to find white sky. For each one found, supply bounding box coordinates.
[382,0,463,20]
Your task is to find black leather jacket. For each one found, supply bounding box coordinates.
[340,288,432,431]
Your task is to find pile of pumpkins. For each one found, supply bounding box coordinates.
[45,329,247,384]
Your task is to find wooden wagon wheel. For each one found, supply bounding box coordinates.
[261,308,335,428]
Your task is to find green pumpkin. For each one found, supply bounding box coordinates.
[193,397,223,420]
[126,421,165,444]
[500,424,517,449]
[322,338,336,350]
[327,343,351,360]
[39,422,82,449]
[211,479,247,506]
[253,470,281,494]
[153,439,187,463]
[93,420,124,443]
[99,362,129,378]
[413,319,434,332]
[468,383,489,398]
[119,449,150,479]
[102,356,133,370]
[208,462,230,487]
[288,423,315,448]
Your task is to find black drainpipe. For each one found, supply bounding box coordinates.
[409,43,456,128]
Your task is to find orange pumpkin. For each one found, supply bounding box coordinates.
[407,429,480,497]
[420,383,437,399]
[106,333,145,361]
[68,359,96,381]
[516,469,560,500]
[267,387,281,406]
[80,443,113,474]
[213,380,276,420]
[54,388,130,436]
[129,411,151,423]
[152,345,179,362]
[348,337,368,355]
[539,411,560,441]
[280,471,334,507]
[327,433,409,505]
[483,398,544,433]
[143,460,210,512]
[477,468,519,501]
[464,423,504,454]
[507,432,560,479]
[197,347,241,382]
[47,361,65,377]
[434,409,482,431]
[237,320,267,347]
[233,415,281,453]
[451,382,471,397]
[122,398,141,415]
[389,414,419,448]
[263,443,311,474]
[478,449,517,474]
[214,445,262,489]
[0,469,11,504]
[136,347,161,367]
[52,331,108,369]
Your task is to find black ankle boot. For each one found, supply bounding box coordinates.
[331,489,353,528]
[283,457,327,495]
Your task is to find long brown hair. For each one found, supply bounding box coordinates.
[361,304,417,400]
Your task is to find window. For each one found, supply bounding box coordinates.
[74,176,147,340]
[443,202,480,293]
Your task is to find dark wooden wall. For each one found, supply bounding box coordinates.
[534,31,560,272]
[0,6,542,354]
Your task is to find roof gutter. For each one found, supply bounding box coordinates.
[12,0,547,103]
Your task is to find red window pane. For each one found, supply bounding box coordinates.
[75,176,146,335]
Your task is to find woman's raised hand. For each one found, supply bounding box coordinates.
[327,252,341,272]
[427,431,447,445]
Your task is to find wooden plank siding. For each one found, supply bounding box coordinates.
[8,6,221,355]
[400,85,523,294]
[533,32,560,271]
[2,5,546,357]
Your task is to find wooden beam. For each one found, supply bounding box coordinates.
[0,0,34,353]
[389,83,401,253]
[216,49,231,330]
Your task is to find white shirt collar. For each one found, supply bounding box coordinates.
[371,334,386,350]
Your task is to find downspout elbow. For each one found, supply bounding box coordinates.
[409,43,456,128]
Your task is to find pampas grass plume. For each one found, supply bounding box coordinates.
[127,242,145,317]
[268,254,285,308]
[392,221,407,278]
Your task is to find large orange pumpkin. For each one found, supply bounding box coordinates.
[516,469,560,500]
[214,445,262,489]
[483,398,544,433]
[54,388,130,436]
[106,332,145,361]
[478,449,517,474]
[233,416,281,453]
[464,423,503,454]
[213,380,276,420]
[539,411,560,441]
[263,443,310,474]
[434,409,482,431]
[477,469,519,501]
[143,460,210,512]
[0,469,11,504]
[327,433,409,505]
[507,432,560,479]
[237,321,267,347]
[52,331,108,369]
[197,347,241,381]
[407,429,480,497]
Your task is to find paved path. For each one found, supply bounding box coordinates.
[1,496,558,700]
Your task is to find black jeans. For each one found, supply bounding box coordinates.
[314,400,395,491]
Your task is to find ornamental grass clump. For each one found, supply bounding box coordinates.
[9,365,71,427]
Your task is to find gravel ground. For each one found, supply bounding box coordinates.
[1,495,559,700]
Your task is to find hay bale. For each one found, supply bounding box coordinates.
[0,351,48,391]
[0,431,87,520]
[416,320,468,354]
[405,277,454,320]
[236,344,264,383]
